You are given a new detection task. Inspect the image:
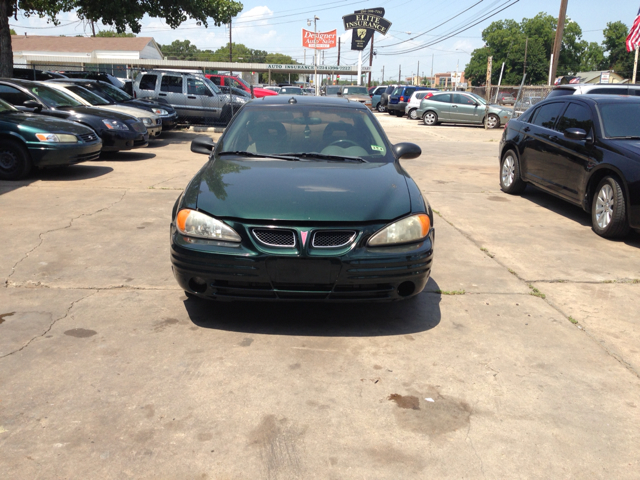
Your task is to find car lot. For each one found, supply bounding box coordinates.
[1,114,639,478]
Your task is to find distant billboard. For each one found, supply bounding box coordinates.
[302,29,337,49]
[342,8,392,51]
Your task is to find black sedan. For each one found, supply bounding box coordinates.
[499,95,640,238]
[171,96,434,301]
[47,78,178,130]
[0,79,149,152]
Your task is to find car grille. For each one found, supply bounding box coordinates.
[312,230,356,248]
[252,228,296,247]
[130,122,147,133]
[78,132,98,143]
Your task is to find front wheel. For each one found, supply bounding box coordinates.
[591,176,629,238]
[423,111,438,126]
[408,109,418,120]
[0,139,32,180]
[500,149,526,194]
[485,113,500,129]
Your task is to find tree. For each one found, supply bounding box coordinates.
[96,30,135,37]
[10,28,15,35]
[159,39,201,60]
[602,21,635,78]
[0,0,244,77]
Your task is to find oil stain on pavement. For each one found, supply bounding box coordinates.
[64,328,97,338]
[0,312,15,325]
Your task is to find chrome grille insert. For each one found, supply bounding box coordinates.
[253,228,296,247]
[312,230,356,248]
[78,133,97,142]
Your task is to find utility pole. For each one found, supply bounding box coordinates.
[337,38,341,66]
[523,37,528,77]
[431,53,434,86]
[382,66,385,83]
[485,56,492,130]
[90,20,96,37]
[229,18,232,62]
[550,0,569,84]
[417,60,420,85]
[368,33,374,87]
[398,65,401,83]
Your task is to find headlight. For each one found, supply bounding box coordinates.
[176,209,241,242]
[368,214,431,247]
[35,133,78,143]
[102,119,129,130]
[152,108,168,115]
[142,117,152,125]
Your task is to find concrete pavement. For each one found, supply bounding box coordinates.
[1,118,639,479]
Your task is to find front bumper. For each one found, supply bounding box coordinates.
[146,124,162,138]
[160,114,178,130]
[170,223,434,302]
[27,141,102,167]
[100,130,149,152]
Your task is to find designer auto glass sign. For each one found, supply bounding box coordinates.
[302,29,337,49]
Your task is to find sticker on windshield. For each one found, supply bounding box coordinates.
[371,145,384,152]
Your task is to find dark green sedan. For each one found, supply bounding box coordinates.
[0,98,102,180]
[171,96,435,301]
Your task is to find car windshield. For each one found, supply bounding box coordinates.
[218,105,392,162]
[95,82,132,102]
[0,97,18,113]
[235,77,250,89]
[202,77,221,94]
[325,86,340,95]
[27,84,83,108]
[280,87,302,95]
[468,92,488,105]
[598,103,640,138]
[65,85,111,105]
[342,86,369,95]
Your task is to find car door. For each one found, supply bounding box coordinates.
[450,93,482,123]
[185,76,222,122]
[158,74,187,118]
[428,93,452,121]
[549,102,599,202]
[519,101,568,194]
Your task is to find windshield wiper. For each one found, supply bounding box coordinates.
[280,152,368,163]
[218,151,300,161]
[611,136,640,140]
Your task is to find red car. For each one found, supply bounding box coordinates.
[205,74,277,98]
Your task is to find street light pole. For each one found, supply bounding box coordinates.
[314,16,319,95]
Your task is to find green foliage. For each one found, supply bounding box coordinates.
[10,28,17,35]
[95,30,135,37]
[464,12,630,86]
[602,21,635,78]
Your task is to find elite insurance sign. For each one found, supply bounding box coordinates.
[342,8,392,51]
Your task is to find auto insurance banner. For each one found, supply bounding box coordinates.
[302,29,337,49]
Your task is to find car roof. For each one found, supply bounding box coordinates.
[534,94,640,107]
[246,95,369,109]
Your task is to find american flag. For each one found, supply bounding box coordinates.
[627,6,640,52]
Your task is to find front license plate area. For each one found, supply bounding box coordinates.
[267,258,335,285]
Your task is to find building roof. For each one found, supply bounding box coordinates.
[572,71,625,83]
[11,35,158,54]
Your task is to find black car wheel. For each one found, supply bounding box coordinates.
[376,103,385,112]
[591,176,630,238]
[0,139,32,180]
[396,111,404,117]
[408,109,418,120]
[500,149,526,194]
[423,111,438,126]
[485,113,500,129]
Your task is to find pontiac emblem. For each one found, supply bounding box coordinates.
[301,231,308,246]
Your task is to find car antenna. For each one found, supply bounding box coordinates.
[288,97,297,104]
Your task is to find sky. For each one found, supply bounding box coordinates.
[9,0,639,82]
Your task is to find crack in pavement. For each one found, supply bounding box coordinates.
[148,175,185,189]
[433,209,640,380]
[5,283,180,291]
[0,290,99,360]
[3,190,127,288]
[466,411,486,479]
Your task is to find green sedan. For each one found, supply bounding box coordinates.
[416,91,512,129]
[0,98,102,180]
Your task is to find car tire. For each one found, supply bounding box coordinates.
[0,139,32,180]
[500,149,526,194]
[423,111,438,126]
[485,113,500,129]
[396,111,404,117]
[591,176,630,238]
[376,103,385,112]
[408,109,418,120]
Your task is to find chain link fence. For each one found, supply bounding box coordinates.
[467,85,555,117]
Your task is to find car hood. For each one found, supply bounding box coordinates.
[124,99,176,114]
[344,94,371,102]
[1,112,92,134]
[90,104,159,120]
[253,87,278,96]
[608,139,640,159]
[55,105,140,122]
[192,157,411,222]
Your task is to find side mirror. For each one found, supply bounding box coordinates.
[190,135,216,155]
[336,91,342,96]
[564,128,587,141]
[23,100,42,112]
[393,142,422,160]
